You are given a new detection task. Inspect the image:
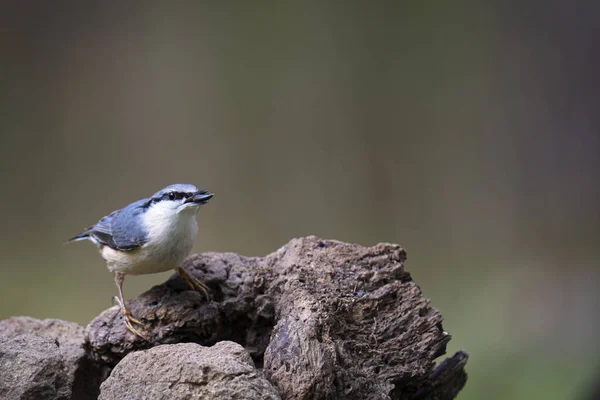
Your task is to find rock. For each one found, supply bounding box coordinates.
[99,341,280,400]
[0,317,109,400]
[85,236,468,399]
[0,334,69,400]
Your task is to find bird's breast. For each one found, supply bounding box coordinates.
[104,208,198,275]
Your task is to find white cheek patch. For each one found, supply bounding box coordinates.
[143,202,176,242]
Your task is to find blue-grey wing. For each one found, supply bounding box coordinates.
[88,212,116,246]
[85,199,149,251]
[108,199,149,250]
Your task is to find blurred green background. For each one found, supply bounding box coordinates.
[1,2,599,399]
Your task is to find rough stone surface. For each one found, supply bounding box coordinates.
[0,317,109,400]
[99,341,280,400]
[86,236,468,399]
[0,334,69,400]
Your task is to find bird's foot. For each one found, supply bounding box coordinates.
[177,267,211,301]
[123,317,147,340]
[112,295,148,340]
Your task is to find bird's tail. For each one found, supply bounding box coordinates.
[65,231,90,244]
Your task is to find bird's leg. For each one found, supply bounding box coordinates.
[113,271,147,339]
[177,267,211,301]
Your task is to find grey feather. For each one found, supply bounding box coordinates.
[68,183,205,251]
[69,199,149,251]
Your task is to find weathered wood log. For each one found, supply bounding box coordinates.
[86,236,468,399]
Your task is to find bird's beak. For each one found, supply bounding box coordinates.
[184,191,214,205]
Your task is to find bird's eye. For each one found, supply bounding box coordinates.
[168,192,176,200]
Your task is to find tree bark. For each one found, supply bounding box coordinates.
[86,236,468,400]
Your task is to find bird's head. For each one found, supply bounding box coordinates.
[148,184,214,217]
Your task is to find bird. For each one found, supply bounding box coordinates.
[68,184,214,338]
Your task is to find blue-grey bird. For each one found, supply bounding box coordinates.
[68,184,214,337]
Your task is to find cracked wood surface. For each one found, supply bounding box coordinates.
[86,236,468,400]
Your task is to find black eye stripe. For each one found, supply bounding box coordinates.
[165,192,179,201]
[155,191,191,202]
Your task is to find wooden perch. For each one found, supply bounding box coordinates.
[85,236,468,399]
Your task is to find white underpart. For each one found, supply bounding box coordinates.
[101,201,200,275]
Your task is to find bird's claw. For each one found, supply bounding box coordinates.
[123,316,148,339]
[112,295,147,339]
[177,267,211,301]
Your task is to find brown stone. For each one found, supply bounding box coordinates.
[99,341,280,399]
[0,317,108,400]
